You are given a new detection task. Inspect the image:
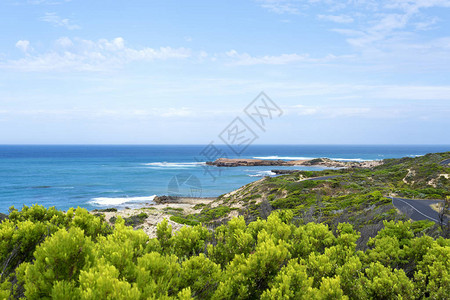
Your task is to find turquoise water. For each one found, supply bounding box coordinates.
[0,145,448,213]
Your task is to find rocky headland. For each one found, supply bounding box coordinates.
[206,157,382,168]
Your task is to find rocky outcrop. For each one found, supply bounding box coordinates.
[206,158,382,169]
[206,158,288,167]
[439,159,450,167]
[153,195,179,204]
[271,170,299,175]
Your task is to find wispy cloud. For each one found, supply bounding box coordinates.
[0,107,196,119]
[40,12,80,30]
[317,14,354,24]
[1,37,192,72]
[287,102,450,120]
[160,107,194,118]
[257,0,450,73]
[225,49,351,65]
[256,0,347,15]
[27,0,71,4]
[414,16,439,30]
[335,1,450,49]
[290,104,372,118]
[256,0,302,14]
[219,81,450,102]
[15,40,32,53]
[258,0,450,48]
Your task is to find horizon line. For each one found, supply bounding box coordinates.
[1,144,449,146]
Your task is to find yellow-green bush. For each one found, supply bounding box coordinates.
[0,205,448,299]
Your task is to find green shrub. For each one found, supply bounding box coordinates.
[92,208,118,212]
[170,215,200,226]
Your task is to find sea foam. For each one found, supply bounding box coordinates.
[328,158,371,162]
[90,195,156,206]
[142,162,205,168]
[248,170,276,177]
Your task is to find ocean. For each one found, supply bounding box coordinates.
[0,145,449,213]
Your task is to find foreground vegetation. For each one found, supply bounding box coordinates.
[0,205,449,299]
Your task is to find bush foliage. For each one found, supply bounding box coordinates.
[0,205,449,299]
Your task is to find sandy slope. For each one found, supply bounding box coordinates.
[93,197,215,238]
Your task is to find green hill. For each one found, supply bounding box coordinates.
[175,152,450,243]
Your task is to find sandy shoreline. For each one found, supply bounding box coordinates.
[92,197,215,238]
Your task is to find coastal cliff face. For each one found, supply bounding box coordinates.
[206,157,383,168]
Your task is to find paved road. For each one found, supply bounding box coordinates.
[439,159,450,166]
[301,176,448,225]
[391,197,447,225]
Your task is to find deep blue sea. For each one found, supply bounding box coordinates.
[0,145,449,213]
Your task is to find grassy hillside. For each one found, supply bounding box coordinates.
[172,152,450,244]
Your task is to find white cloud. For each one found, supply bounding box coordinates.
[281,83,450,101]
[258,0,450,52]
[317,14,354,23]
[55,36,73,48]
[258,0,450,15]
[27,0,71,4]
[256,0,348,15]
[289,104,372,118]
[414,17,439,30]
[292,104,318,116]
[160,107,194,117]
[371,85,450,100]
[256,0,302,14]
[2,37,192,72]
[225,49,349,65]
[40,12,80,30]
[384,0,450,13]
[0,107,196,119]
[338,1,450,48]
[15,40,32,53]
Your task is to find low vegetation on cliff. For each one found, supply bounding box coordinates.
[178,152,450,241]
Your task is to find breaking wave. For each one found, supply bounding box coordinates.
[142,162,205,168]
[248,170,276,177]
[90,195,156,206]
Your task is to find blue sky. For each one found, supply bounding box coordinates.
[0,0,449,144]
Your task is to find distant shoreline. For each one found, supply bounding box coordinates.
[206,157,383,168]
[2,145,446,213]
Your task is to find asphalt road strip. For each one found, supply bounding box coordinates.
[391,197,447,225]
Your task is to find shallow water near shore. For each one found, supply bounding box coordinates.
[0,144,448,213]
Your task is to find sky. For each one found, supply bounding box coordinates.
[0,0,449,145]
